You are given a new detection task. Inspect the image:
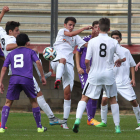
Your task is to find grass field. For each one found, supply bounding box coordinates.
[0,112,140,140]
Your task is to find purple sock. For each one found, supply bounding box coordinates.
[86,99,97,121]
[32,107,42,128]
[1,106,10,129]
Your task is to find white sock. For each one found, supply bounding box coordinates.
[56,63,64,80]
[101,105,108,124]
[111,104,120,126]
[63,99,71,120]
[37,95,54,118]
[133,105,140,124]
[76,101,86,119]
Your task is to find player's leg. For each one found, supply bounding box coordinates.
[61,63,73,129]
[55,58,66,89]
[33,77,66,125]
[73,95,89,133]
[79,73,100,126]
[73,83,102,133]
[0,99,13,133]
[106,83,121,133]
[95,94,108,127]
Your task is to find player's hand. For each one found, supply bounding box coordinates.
[130,79,136,87]
[84,26,93,30]
[77,67,84,74]
[115,59,122,67]
[41,77,47,86]
[86,67,90,74]
[135,62,140,71]
[0,83,4,94]
[2,6,9,13]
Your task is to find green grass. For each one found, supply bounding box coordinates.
[0,113,140,140]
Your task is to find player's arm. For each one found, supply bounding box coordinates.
[0,67,7,94]
[75,51,84,74]
[0,6,9,23]
[85,59,90,74]
[36,60,46,85]
[64,26,92,37]
[130,67,136,87]
[6,43,18,51]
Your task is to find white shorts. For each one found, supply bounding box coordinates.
[51,61,74,91]
[103,83,136,101]
[33,76,40,93]
[82,81,117,99]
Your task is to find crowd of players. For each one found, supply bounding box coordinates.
[0,6,140,134]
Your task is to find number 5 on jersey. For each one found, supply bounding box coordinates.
[14,54,24,68]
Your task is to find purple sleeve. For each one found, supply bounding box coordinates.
[3,53,11,67]
[0,48,4,57]
[31,50,39,62]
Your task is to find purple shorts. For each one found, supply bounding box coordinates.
[6,76,37,100]
[78,71,88,89]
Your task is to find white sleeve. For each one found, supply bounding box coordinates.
[115,43,125,59]
[0,27,6,38]
[128,51,136,67]
[58,28,69,36]
[75,35,86,48]
[85,40,93,60]
[6,36,16,45]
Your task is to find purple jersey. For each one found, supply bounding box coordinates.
[77,35,92,69]
[3,47,39,79]
[0,47,4,57]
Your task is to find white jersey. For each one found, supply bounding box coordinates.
[86,33,125,85]
[53,28,86,66]
[114,47,136,86]
[0,27,16,75]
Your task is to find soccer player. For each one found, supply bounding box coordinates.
[72,18,126,134]
[76,21,100,126]
[51,17,92,129]
[0,6,65,126]
[96,30,140,130]
[0,33,47,133]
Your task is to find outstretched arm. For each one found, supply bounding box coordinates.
[0,6,9,23]
[130,67,136,87]
[64,26,93,37]
[135,62,140,71]
[0,67,7,94]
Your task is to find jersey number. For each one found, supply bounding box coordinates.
[14,54,24,68]
[99,43,107,57]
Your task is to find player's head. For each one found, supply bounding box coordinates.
[16,33,30,46]
[5,21,20,37]
[92,21,99,31]
[64,17,76,32]
[99,18,110,32]
[111,30,122,44]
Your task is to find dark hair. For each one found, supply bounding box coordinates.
[111,30,122,39]
[99,18,110,32]
[92,21,99,27]
[5,21,20,34]
[64,17,76,24]
[16,33,30,46]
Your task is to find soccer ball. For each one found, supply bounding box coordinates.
[43,47,57,61]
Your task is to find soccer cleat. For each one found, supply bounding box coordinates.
[115,125,121,133]
[37,126,47,132]
[0,122,8,129]
[87,118,100,126]
[61,123,69,129]
[40,71,52,82]
[135,126,140,130]
[49,117,66,125]
[73,118,80,133]
[95,122,107,127]
[0,128,5,133]
[54,79,61,89]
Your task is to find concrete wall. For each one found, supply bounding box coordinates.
[1,54,140,111]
